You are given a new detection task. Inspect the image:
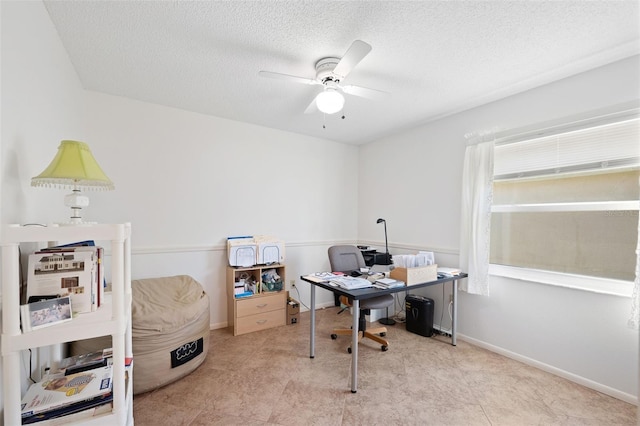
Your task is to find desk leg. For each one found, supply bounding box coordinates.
[310,284,316,358]
[351,299,359,393]
[452,279,458,346]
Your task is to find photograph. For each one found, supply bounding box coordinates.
[21,296,72,332]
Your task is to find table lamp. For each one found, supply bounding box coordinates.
[377,218,396,325]
[31,140,114,224]
[376,218,392,265]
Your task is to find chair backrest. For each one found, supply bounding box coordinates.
[328,245,366,273]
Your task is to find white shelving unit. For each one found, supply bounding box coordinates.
[1,223,133,425]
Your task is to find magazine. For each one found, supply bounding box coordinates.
[20,296,72,333]
[21,392,112,424]
[20,365,113,418]
[39,241,105,310]
[96,246,105,308]
[27,249,97,314]
[52,348,113,375]
[36,242,102,311]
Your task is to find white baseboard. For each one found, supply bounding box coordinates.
[458,333,638,406]
[309,301,340,311]
[210,321,227,330]
[433,324,452,335]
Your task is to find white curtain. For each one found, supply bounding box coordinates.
[629,176,640,329]
[459,138,494,296]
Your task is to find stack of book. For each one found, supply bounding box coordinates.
[437,267,462,277]
[329,276,373,290]
[23,241,105,330]
[21,349,115,424]
[374,277,405,289]
[52,348,114,375]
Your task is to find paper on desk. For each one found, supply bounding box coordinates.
[392,251,434,268]
[417,251,435,266]
[329,276,373,290]
[437,267,461,277]
[303,272,342,283]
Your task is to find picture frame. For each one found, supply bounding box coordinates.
[21,295,73,333]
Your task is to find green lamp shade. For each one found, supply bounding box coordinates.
[31,140,114,190]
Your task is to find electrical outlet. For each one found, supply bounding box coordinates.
[290,280,296,288]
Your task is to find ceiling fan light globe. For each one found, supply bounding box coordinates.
[316,90,345,114]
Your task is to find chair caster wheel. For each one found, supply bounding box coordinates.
[347,347,352,354]
[381,345,388,352]
[380,332,386,337]
[331,334,337,340]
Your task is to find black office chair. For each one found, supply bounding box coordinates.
[328,245,393,352]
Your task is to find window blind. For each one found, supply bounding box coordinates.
[494,117,640,180]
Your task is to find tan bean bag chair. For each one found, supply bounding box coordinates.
[71,275,210,395]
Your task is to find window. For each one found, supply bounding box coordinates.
[490,113,639,293]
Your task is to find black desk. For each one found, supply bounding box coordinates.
[301,273,468,393]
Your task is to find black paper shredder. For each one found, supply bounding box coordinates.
[405,295,434,337]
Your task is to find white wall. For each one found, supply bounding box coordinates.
[0,0,92,412]
[1,1,88,225]
[358,56,640,402]
[83,91,359,326]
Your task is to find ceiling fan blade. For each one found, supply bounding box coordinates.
[304,95,319,114]
[341,84,389,100]
[332,40,372,80]
[259,70,320,86]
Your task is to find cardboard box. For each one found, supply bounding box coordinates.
[390,264,438,285]
[287,298,300,325]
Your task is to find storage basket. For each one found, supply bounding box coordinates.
[390,264,438,285]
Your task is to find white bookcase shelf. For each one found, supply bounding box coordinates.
[1,223,134,426]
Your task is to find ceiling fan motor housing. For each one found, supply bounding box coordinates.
[315,57,341,83]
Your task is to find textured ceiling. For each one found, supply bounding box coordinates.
[43,1,640,145]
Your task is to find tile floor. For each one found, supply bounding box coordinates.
[132,307,637,425]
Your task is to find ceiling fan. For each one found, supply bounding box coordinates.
[259,40,388,115]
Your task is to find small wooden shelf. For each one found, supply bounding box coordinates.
[226,264,286,336]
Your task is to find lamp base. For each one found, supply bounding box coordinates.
[64,189,92,225]
[378,306,396,326]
